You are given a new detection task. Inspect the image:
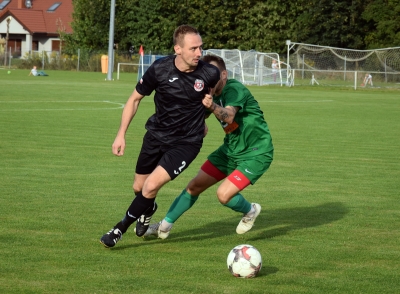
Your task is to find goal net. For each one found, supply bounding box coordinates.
[117,54,166,80]
[204,49,288,86]
[118,50,289,86]
[287,42,400,89]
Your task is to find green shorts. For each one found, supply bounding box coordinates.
[207,148,273,185]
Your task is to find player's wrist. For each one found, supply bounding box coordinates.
[209,102,216,112]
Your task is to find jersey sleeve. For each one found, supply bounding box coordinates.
[135,63,157,96]
[209,66,220,88]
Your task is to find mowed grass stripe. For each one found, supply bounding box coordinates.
[0,69,399,293]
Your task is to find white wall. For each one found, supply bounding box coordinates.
[0,16,60,57]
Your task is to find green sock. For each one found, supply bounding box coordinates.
[165,189,199,223]
[223,193,251,214]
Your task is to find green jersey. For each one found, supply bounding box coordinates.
[213,79,273,159]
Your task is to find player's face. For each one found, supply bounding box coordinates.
[175,33,203,70]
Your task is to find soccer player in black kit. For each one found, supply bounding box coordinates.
[100,25,220,248]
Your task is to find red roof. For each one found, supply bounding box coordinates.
[0,0,73,34]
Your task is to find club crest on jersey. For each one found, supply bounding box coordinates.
[194,79,204,92]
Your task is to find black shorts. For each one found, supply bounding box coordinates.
[135,132,203,180]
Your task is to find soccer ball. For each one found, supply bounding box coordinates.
[227,244,262,278]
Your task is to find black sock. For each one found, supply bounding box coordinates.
[118,191,155,232]
[115,192,138,233]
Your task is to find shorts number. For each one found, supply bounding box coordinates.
[174,161,186,175]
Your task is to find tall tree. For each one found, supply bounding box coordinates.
[233,0,296,52]
[66,0,397,55]
[67,0,112,51]
[293,0,367,49]
[123,0,178,54]
[184,0,239,49]
[362,0,400,48]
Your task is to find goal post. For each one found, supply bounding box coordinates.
[118,51,291,87]
[204,49,289,86]
[286,41,400,89]
[117,54,167,80]
[116,63,139,80]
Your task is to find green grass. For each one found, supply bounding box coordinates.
[1,69,399,294]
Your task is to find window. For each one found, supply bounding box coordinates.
[32,40,39,51]
[47,2,61,12]
[8,39,22,57]
[52,40,60,52]
[0,0,11,10]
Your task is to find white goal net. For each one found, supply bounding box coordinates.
[204,49,288,86]
[118,50,288,87]
[117,55,166,80]
[286,42,400,89]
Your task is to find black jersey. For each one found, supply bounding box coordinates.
[136,55,220,144]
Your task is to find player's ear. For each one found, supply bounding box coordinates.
[222,70,228,80]
[174,44,181,55]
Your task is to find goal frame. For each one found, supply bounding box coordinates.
[285,41,400,89]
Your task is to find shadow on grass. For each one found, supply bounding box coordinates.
[258,266,279,278]
[113,202,348,250]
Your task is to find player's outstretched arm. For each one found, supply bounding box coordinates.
[202,94,238,124]
[112,89,144,156]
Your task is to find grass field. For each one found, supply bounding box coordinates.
[1,69,399,294]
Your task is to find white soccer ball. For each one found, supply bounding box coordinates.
[227,244,262,278]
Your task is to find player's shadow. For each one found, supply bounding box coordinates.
[115,201,348,249]
[176,201,348,242]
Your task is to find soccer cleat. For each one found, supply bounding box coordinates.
[142,222,170,239]
[236,203,261,234]
[100,228,123,248]
[135,202,158,237]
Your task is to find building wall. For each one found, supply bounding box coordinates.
[1,15,63,58]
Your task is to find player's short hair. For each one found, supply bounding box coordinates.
[202,55,226,71]
[173,25,200,46]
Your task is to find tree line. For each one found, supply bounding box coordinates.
[65,0,400,55]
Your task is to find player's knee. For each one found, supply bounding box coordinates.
[132,179,144,194]
[142,180,163,197]
[132,183,140,194]
[216,187,231,205]
[217,195,230,205]
[186,178,202,195]
[186,185,201,196]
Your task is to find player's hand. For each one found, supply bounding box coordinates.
[202,94,213,109]
[112,136,126,156]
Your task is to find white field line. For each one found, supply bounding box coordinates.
[0,101,125,111]
[0,99,333,112]
[262,100,334,103]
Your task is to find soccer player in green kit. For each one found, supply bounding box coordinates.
[142,55,273,239]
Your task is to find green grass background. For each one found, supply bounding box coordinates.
[1,69,399,293]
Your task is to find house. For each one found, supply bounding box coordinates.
[0,0,73,58]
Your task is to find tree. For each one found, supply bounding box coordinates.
[66,0,397,56]
[68,0,112,51]
[362,0,400,48]
[292,0,367,49]
[123,0,178,54]
[184,0,239,49]
[233,0,296,52]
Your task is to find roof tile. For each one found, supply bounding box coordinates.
[0,0,73,34]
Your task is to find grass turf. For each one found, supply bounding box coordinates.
[0,69,399,293]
